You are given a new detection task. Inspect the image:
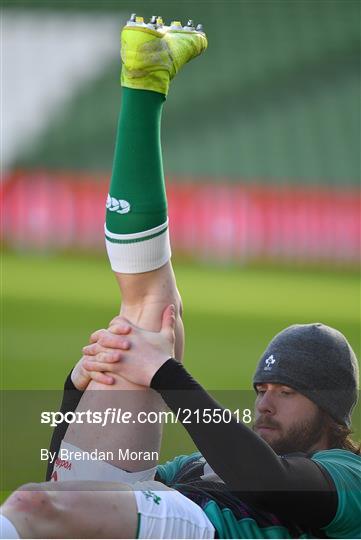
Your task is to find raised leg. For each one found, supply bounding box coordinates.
[57,17,206,477]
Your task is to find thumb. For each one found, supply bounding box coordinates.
[161,304,176,341]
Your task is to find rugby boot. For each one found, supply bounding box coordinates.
[120,14,208,95]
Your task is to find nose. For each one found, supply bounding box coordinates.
[256,390,276,415]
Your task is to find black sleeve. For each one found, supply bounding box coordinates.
[151,359,338,529]
[46,370,84,480]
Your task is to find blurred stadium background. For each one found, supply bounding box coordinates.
[1,0,360,486]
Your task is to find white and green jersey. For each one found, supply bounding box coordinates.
[311,450,361,538]
[156,449,361,538]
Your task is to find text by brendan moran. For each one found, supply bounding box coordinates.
[42,448,159,464]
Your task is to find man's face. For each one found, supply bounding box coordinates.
[253,383,326,455]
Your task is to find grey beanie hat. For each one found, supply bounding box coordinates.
[253,323,359,427]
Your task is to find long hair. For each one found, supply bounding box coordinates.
[324,413,361,455]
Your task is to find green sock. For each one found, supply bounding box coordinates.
[105,88,171,274]
[106,87,167,235]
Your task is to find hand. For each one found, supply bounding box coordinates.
[71,354,116,391]
[71,319,132,390]
[81,305,176,387]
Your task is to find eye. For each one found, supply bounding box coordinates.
[281,389,294,396]
[256,387,266,395]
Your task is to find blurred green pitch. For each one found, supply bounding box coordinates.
[3,252,359,390]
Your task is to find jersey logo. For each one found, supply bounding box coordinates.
[264,354,276,370]
[106,194,131,214]
[142,490,161,505]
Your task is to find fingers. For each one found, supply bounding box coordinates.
[108,316,132,333]
[83,342,101,356]
[83,358,120,374]
[89,328,106,344]
[88,370,114,385]
[87,330,131,352]
[82,344,123,361]
[84,323,132,386]
[90,328,107,343]
[108,323,132,335]
[82,351,122,384]
[89,315,131,346]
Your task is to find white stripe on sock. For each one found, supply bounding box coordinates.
[105,226,171,273]
[104,219,168,241]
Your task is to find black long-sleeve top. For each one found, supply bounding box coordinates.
[150,359,337,529]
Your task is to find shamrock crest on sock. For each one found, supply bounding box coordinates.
[106,194,131,215]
